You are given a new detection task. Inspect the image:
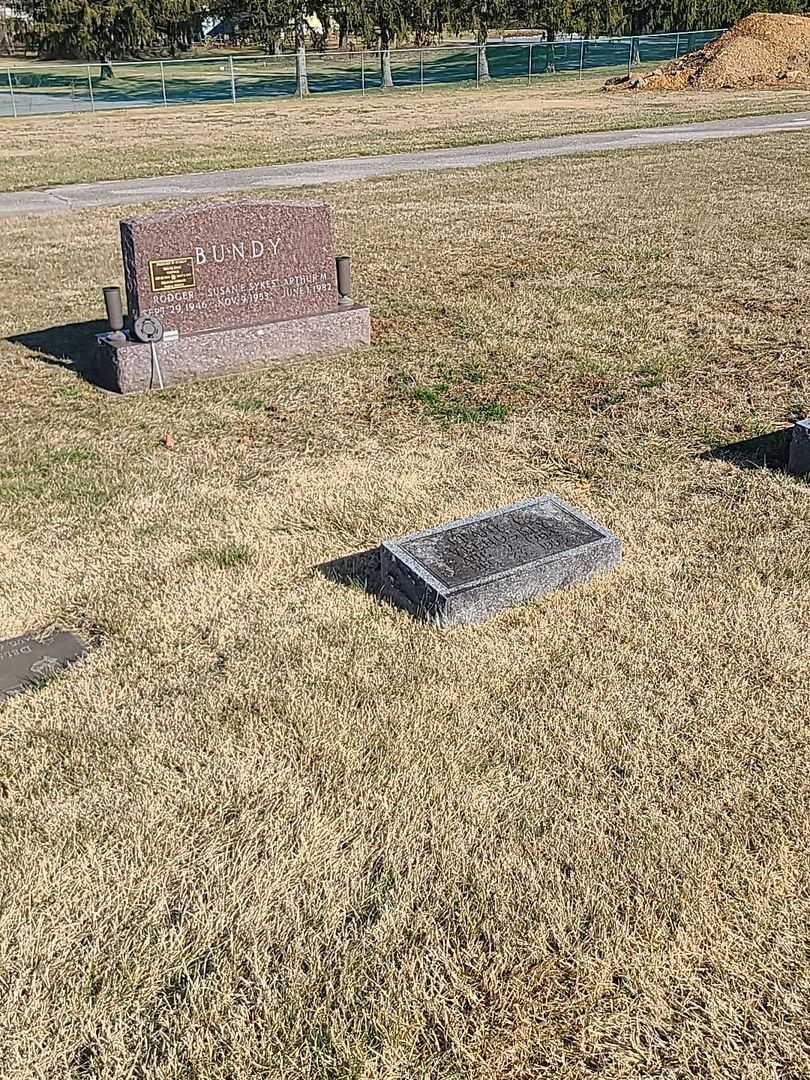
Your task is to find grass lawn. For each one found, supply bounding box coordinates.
[1,132,809,1077]
[1,76,810,191]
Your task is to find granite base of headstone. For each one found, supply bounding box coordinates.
[96,305,370,394]
[381,495,621,627]
[95,199,370,394]
[0,631,90,704]
[787,419,810,478]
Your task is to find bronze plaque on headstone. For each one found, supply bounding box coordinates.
[120,200,340,336]
[149,257,196,293]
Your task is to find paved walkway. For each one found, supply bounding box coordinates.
[2,111,808,217]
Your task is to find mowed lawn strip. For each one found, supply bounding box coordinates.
[2,77,810,191]
[0,134,808,1077]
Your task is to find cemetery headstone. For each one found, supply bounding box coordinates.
[96,199,370,393]
[381,495,621,626]
[0,631,90,705]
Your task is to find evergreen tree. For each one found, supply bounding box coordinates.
[354,0,411,87]
[153,0,208,55]
[220,0,311,92]
[310,0,366,50]
[15,0,810,69]
[18,0,153,59]
[447,0,509,79]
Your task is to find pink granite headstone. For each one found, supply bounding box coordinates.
[120,200,340,335]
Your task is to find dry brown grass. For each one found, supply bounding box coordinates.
[2,76,810,191]
[0,132,809,1078]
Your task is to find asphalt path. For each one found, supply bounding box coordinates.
[1,111,808,218]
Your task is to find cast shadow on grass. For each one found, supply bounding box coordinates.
[8,320,106,384]
[316,546,385,598]
[317,547,440,625]
[316,545,432,621]
[700,427,793,473]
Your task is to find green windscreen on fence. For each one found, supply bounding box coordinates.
[1,29,725,118]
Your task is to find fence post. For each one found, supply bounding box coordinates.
[476,45,480,88]
[361,49,365,95]
[229,55,237,103]
[87,64,95,112]
[6,68,16,118]
[420,49,423,91]
[627,39,632,77]
[160,60,167,105]
[579,37,585,79]
[528,42,532,83]
[675,31,680,58]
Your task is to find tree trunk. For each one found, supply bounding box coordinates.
[0,11,11,55]
[338,14,349,50]
[272,34,282,56]
[477,28,490,81]
[546,26,556,73]
[380,31,393,88]
[295,16,308,96]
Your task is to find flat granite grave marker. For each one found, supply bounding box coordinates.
[96,199,370,393]
[381,495,621,626]
[0,631,90,704]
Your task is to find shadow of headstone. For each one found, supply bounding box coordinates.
[699,427,793,473]
[315,544,430,625]
[7,320,107,385]
[315,546,384,597]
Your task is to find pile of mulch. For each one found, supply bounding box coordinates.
[606,12,810,91]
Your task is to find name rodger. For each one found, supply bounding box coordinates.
[194,236,282,264]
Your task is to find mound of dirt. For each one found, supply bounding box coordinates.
[606,12,810,91]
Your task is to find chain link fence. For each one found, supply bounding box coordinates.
[1,29,722,118]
